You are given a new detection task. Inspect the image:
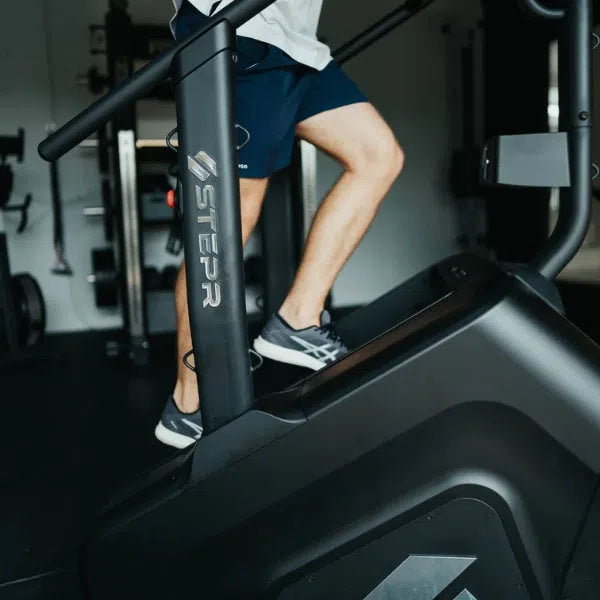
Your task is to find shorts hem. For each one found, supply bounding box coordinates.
[296,98,369,126]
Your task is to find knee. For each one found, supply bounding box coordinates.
[348,131,405,183]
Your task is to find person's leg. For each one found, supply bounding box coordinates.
[173,177,269,414]
[278,102,404,329]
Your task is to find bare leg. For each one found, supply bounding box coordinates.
[174,177,269,413]
[279,103,404,328]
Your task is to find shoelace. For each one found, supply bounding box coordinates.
[318,323,343,345]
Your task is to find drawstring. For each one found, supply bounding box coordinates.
[183,348,264,373]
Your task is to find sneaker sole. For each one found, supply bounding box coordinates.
[154,421,197,449]
[253,336,327,371]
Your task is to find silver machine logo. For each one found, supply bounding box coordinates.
[188,151,221,308]
[363,555,478,600]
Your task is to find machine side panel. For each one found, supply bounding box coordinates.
[85,403,595,599]
[303,287,600,473]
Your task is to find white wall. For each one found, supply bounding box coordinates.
[0,0,175,333]
[0,0,481,331]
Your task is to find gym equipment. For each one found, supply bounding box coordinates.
[0,129,32,234]
[80,2,173,100]
[161,264,179,290]
[78,2,181,365]
[0,129,24,207]
[244,254,264,286]
[0,229,46,365]
[10,273,45,347]
[89,247,118,308]
[48,129,73,276]
[139,173,174,223]
[33,0,600,598]
[143,266,162,291]
[46,123,73,276]
[0,130,46,368]
[89,246,173,325]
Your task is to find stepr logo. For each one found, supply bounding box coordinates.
[188,151,221,308]
[363,555,478,600]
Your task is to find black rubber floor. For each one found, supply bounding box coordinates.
[0,332,178,595]
[0,327,310,599]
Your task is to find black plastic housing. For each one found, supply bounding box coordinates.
[174,22,253,432]
[82,255,600,599]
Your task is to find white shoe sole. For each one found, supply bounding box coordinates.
[154,421,197,449]
[253,336,326,371]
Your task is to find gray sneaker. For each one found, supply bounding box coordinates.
[155,397,203,449]
[254,311,348,371]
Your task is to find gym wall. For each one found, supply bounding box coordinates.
[0,0,481,332]
[0,0,174,333]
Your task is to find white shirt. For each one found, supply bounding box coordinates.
[171,0,332,70]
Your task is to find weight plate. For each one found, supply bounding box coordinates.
[161,265,178,290]
[11,273,46,347]
[92,247,118,307]
[144,266,162,292]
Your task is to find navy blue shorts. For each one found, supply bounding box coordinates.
[174,2,367,178]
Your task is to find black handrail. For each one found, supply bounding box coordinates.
[333,0,437,65]
[520,0,566,20]
[529,0,592,279]
[38,0,278,162]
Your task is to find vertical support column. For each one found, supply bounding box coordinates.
[532,0,593,278]
[261,169,298,318]
[260,139,317,319]
[117,131,149,365]
[298,140,319,242]
[483,0,552,263]
[174,21,253,433]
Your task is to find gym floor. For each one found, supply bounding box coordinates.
[1,331,176,586]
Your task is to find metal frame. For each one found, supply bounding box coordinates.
[527,0,593,278]
[174,20,253,432]
[298,141,319,242]
[117,130,149,365]
[333,0,438,65]
[260,140,318,319]
[260,168,300,319]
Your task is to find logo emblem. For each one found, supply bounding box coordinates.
[188,151,218,181]
[190,150,221,308]
[290,336,342,363]
[363,555,478,600]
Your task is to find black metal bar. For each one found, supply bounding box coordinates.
[333,0,438,65]
[260,168,299,319]
[38,0,279,162]
[175,21,253,433]
[520,0,566,21]
[531,0,592,279]
[462,32,476,148]
[50,161,62,250]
